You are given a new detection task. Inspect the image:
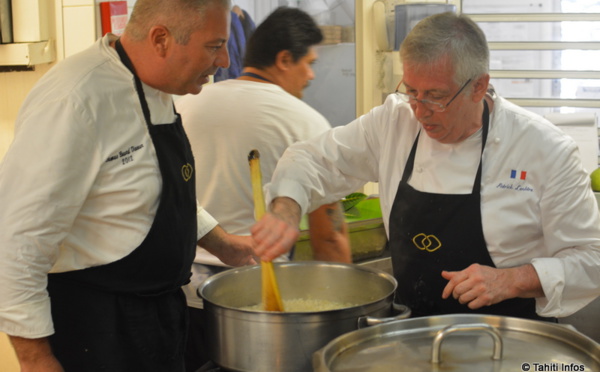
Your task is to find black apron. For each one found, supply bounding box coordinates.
[389,101,546,321]
[47,39,197,371]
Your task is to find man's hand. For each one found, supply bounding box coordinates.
[9,336,64,372]
[251,197,301,261]
[441,263,544,309]
[199,226,257,267]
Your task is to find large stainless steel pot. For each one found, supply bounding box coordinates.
[313,314,600,371]
[198,261,406,372]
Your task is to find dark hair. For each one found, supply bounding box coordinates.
[243,6,323,68]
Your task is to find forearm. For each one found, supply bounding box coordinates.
[270,197,302,227]
[9,336,64,372]
[198,225,228,254]
[309,202,351,263]
[198,225,256,267]
[442,263,545,309]
[251,197,302,261]
[505,263,545,299]
[311,235,351,263]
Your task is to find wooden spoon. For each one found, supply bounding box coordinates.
[248,149,284,312]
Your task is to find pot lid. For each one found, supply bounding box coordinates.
[313,314,600,372]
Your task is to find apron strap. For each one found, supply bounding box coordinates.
[473,99,490,194]
[115,38,153,127]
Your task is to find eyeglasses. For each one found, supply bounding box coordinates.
[395,78,473,112]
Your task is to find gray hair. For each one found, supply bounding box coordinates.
[125,0,231,44]
[399,12,489,85]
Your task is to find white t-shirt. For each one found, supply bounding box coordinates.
[177,79,331,307]
[178,79,331,236]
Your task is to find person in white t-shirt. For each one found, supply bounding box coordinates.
[176,7,351,370]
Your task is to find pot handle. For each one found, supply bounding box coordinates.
[357,303,411,328]
[431,323,503,364]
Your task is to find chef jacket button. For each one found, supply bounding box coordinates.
[494,137,500,143]
[416,166,423,173]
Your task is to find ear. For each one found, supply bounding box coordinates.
[149,25,171,57]
[471,74,490,102]
[274,50,293,71]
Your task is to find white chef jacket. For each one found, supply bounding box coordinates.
[0,34,217,338]
[266,92,600,317]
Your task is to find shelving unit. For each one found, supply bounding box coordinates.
[0,40,55,66]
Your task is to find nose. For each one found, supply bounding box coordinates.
[216,45,230,68]
[412,99,433,118]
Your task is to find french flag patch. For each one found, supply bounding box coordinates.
[510,169,527,180]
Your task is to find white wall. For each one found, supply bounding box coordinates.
[0,0,68,162]
[0,334,18,372]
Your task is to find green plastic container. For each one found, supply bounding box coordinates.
[295,198,387,262]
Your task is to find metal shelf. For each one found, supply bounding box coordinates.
[506,98,600,108]
[468,13,600,23]
[490,70,600,79]
[0,40,55,66]
[489,41,600,51]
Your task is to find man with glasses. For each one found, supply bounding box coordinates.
[250,12,600,320]
[394,78,472,113]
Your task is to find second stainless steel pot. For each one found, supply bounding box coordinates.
[198,261,404,372]
[313,314,600,371]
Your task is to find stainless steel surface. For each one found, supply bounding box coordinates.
[356,255,392,275]
[559,292,600,343]
[357,303,411,328]
[357,251,600,343]
[431,323,503,364]
[198,262,398,372]
[314,314,600,372]
[556,192,600,342]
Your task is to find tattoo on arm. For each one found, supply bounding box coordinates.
[326,204,345,232]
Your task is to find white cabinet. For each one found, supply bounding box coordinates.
[0,0,54,66]
[60,0,96,58]
[0,0,96,67]
[12,0,51,42]
[0,40,55,66]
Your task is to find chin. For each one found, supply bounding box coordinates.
[184,83,205,95]
[424,129,447,143]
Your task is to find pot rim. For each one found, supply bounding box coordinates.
[198,261,398,314]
